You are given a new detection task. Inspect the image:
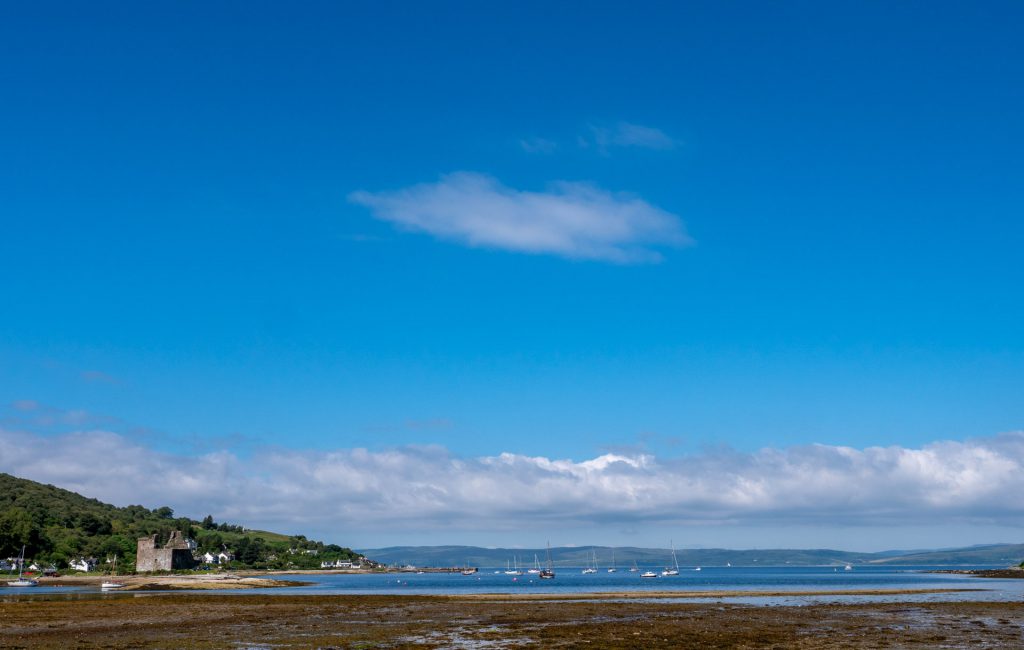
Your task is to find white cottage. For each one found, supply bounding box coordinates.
[69,557,97,572]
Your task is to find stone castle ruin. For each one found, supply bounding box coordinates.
[135,530,197,572]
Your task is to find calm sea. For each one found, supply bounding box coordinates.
[6,566,1023,605]
[236,565,1024,604]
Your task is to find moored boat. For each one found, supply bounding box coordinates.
[539,542,555,579]
[581,551,598,574]
[527,554,541,574]
[661,541,680,576]
[101,555,126,589]
[6,547,38,587]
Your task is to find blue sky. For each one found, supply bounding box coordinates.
[2,2,1023,550]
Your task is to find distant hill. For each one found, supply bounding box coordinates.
[358,545,878,568]
[0,473,365,571]
[360,543,1024,568]
[867,543,1024,565]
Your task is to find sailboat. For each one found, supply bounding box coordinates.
[630,560,639,573]
[101,556,126,590]
[581,551,598,574]
[527,554,541,574]
[7,546,38,587]
[504,557,522,575]
[539,542,555,579]
[661,541,680,576]
[607,549,617,573]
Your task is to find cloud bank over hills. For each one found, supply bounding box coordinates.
[2,425,1022,547]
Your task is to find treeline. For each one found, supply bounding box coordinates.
[190,517,364,570]
[0,473,365,571]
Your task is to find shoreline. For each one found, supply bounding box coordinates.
[21,564,1021,593]
[444,587,985,600]
[929,568,1024,579]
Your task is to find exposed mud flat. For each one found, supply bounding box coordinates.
[35,574,310,591]
[2,593,1023,648]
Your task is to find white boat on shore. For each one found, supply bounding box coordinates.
[6,547,38,587]
[101,556,126,590]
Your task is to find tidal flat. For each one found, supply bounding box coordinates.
[2,593,1023,648]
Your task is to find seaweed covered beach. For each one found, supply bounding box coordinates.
[2,592,1023,648]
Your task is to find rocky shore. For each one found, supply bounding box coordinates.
[929,568,1024,579]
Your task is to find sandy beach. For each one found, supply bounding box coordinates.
[2,591,1023,648]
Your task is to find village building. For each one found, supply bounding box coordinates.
[320,559,361,569]
[69,557,98,572]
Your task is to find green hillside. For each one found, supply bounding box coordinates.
[0,473,366,571]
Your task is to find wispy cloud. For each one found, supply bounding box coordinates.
[3,401,118,429]
[583,122,678,152]
[349,172,690,263]
[80,370,120,385]
[519,136,558,154]
[3,426,1023,538]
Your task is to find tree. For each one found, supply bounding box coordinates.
[153,506,174,520]
[78,512,112,536]
[0,508,37,555]
[201,515,215,530]
[240,537,264,565]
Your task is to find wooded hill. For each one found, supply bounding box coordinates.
[0,473,365,571]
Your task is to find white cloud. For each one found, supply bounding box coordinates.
[349,172,690,263]
[3,427,1024,540]
[586,122,678,151]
